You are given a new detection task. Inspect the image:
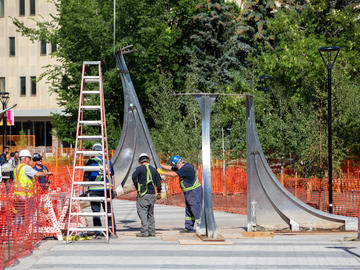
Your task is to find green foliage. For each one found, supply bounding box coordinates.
[147,70,201,164]
[187,0,252,92]
[239,0,277,48]
[239,4,360,177]
[12,0,360,178]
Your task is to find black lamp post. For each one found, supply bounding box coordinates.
[318,46,340,214]
[0,91,10,152]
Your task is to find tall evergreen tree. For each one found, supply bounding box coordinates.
[240,0,278,48]
[187,0,252,92]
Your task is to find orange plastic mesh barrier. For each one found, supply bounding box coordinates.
[0,164,72,269]
[119,164,360,219]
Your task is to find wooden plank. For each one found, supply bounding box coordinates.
[161,235,179,242]
[222,233,242,239]
[241,232,274,238]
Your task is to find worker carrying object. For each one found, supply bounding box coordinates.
[13,149,53,227]
[132,153,162,237]
[160,155,202,233]
[84,142,116,238]
[32,153,50,193]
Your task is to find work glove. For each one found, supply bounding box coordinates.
[115,185,124,196]
[157,168,164,175]
[156,193,161,200]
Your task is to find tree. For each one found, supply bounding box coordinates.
[187,0,252,92]
[12,0,201,149]
[237,5,360,177]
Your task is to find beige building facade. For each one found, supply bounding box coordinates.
[0,0,61,149]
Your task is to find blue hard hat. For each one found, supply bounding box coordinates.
[170,155,181,168]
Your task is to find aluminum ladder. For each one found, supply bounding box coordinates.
[66,61,115,242]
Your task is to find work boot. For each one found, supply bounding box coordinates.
[93,233,104,239]
[136,233,149,237]
[149,232,156,237]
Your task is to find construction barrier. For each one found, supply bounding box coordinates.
[0,163,72,269]
[1,158,360,269]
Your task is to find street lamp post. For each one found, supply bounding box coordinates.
[318,46,340,214]
[0,91,10,152]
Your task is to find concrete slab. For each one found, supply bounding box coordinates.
[9,199,360,270]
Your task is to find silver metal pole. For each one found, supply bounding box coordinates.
[195,94,219,239]
[113,0,116,53]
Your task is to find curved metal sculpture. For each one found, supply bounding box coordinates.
[195,94,219,239]
[246,95,357,231]
[112,48,161,193]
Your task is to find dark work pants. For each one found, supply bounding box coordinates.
[184,186,202,231]
[136,194,156,236]
[89,190,116,234]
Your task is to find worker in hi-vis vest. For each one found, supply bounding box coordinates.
[160,155,202,232]
[84,142,116,238]
[13,149,53,227]
[132,153,162,237]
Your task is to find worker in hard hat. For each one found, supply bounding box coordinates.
[84,142,116,238]
[132,153,162,237]
[13,149,53,227]
[160,155,202,233]
[32,153,50,193]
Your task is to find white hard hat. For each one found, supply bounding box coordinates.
[138,153,150,163]
[19,149,31,158]
[92,142,102,151]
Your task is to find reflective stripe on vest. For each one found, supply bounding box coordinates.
[13,164,36,197]
[180,176,201,192]
[88,157,112,191]
[137,164,155,197]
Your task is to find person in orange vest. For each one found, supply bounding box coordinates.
[13,149,53,228]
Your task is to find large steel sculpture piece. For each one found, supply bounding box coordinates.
[246,95,357,231]
[112,47,161,192]
[194,94,220,239]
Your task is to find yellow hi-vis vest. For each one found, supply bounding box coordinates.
[13,164,36,197]
[180,176,201,192]
[137,164,155,197]
[88,157,112,191]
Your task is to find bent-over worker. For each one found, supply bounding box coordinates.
[160,155,202,232]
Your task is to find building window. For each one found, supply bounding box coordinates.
[19,0,25,16]
[31,76,36,96]
[30,0,35,16]
[0,0,4,17]
[20,77,26,96]
[0,78,5,92]
[9,37,15,56]
[51,43,57,53]
[40,40,46,55]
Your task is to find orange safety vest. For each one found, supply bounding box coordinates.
[13,163,36,197]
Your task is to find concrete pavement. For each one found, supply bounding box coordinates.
[11,200,360,270]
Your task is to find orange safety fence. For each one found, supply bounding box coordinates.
[0,163,72,269]
[1,158,360,269]
[120,164,360,218]
[159,165,247,214]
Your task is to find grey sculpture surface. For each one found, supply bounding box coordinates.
[246,95,357,231]
[195,94,219,239]
[112,50,161,193]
